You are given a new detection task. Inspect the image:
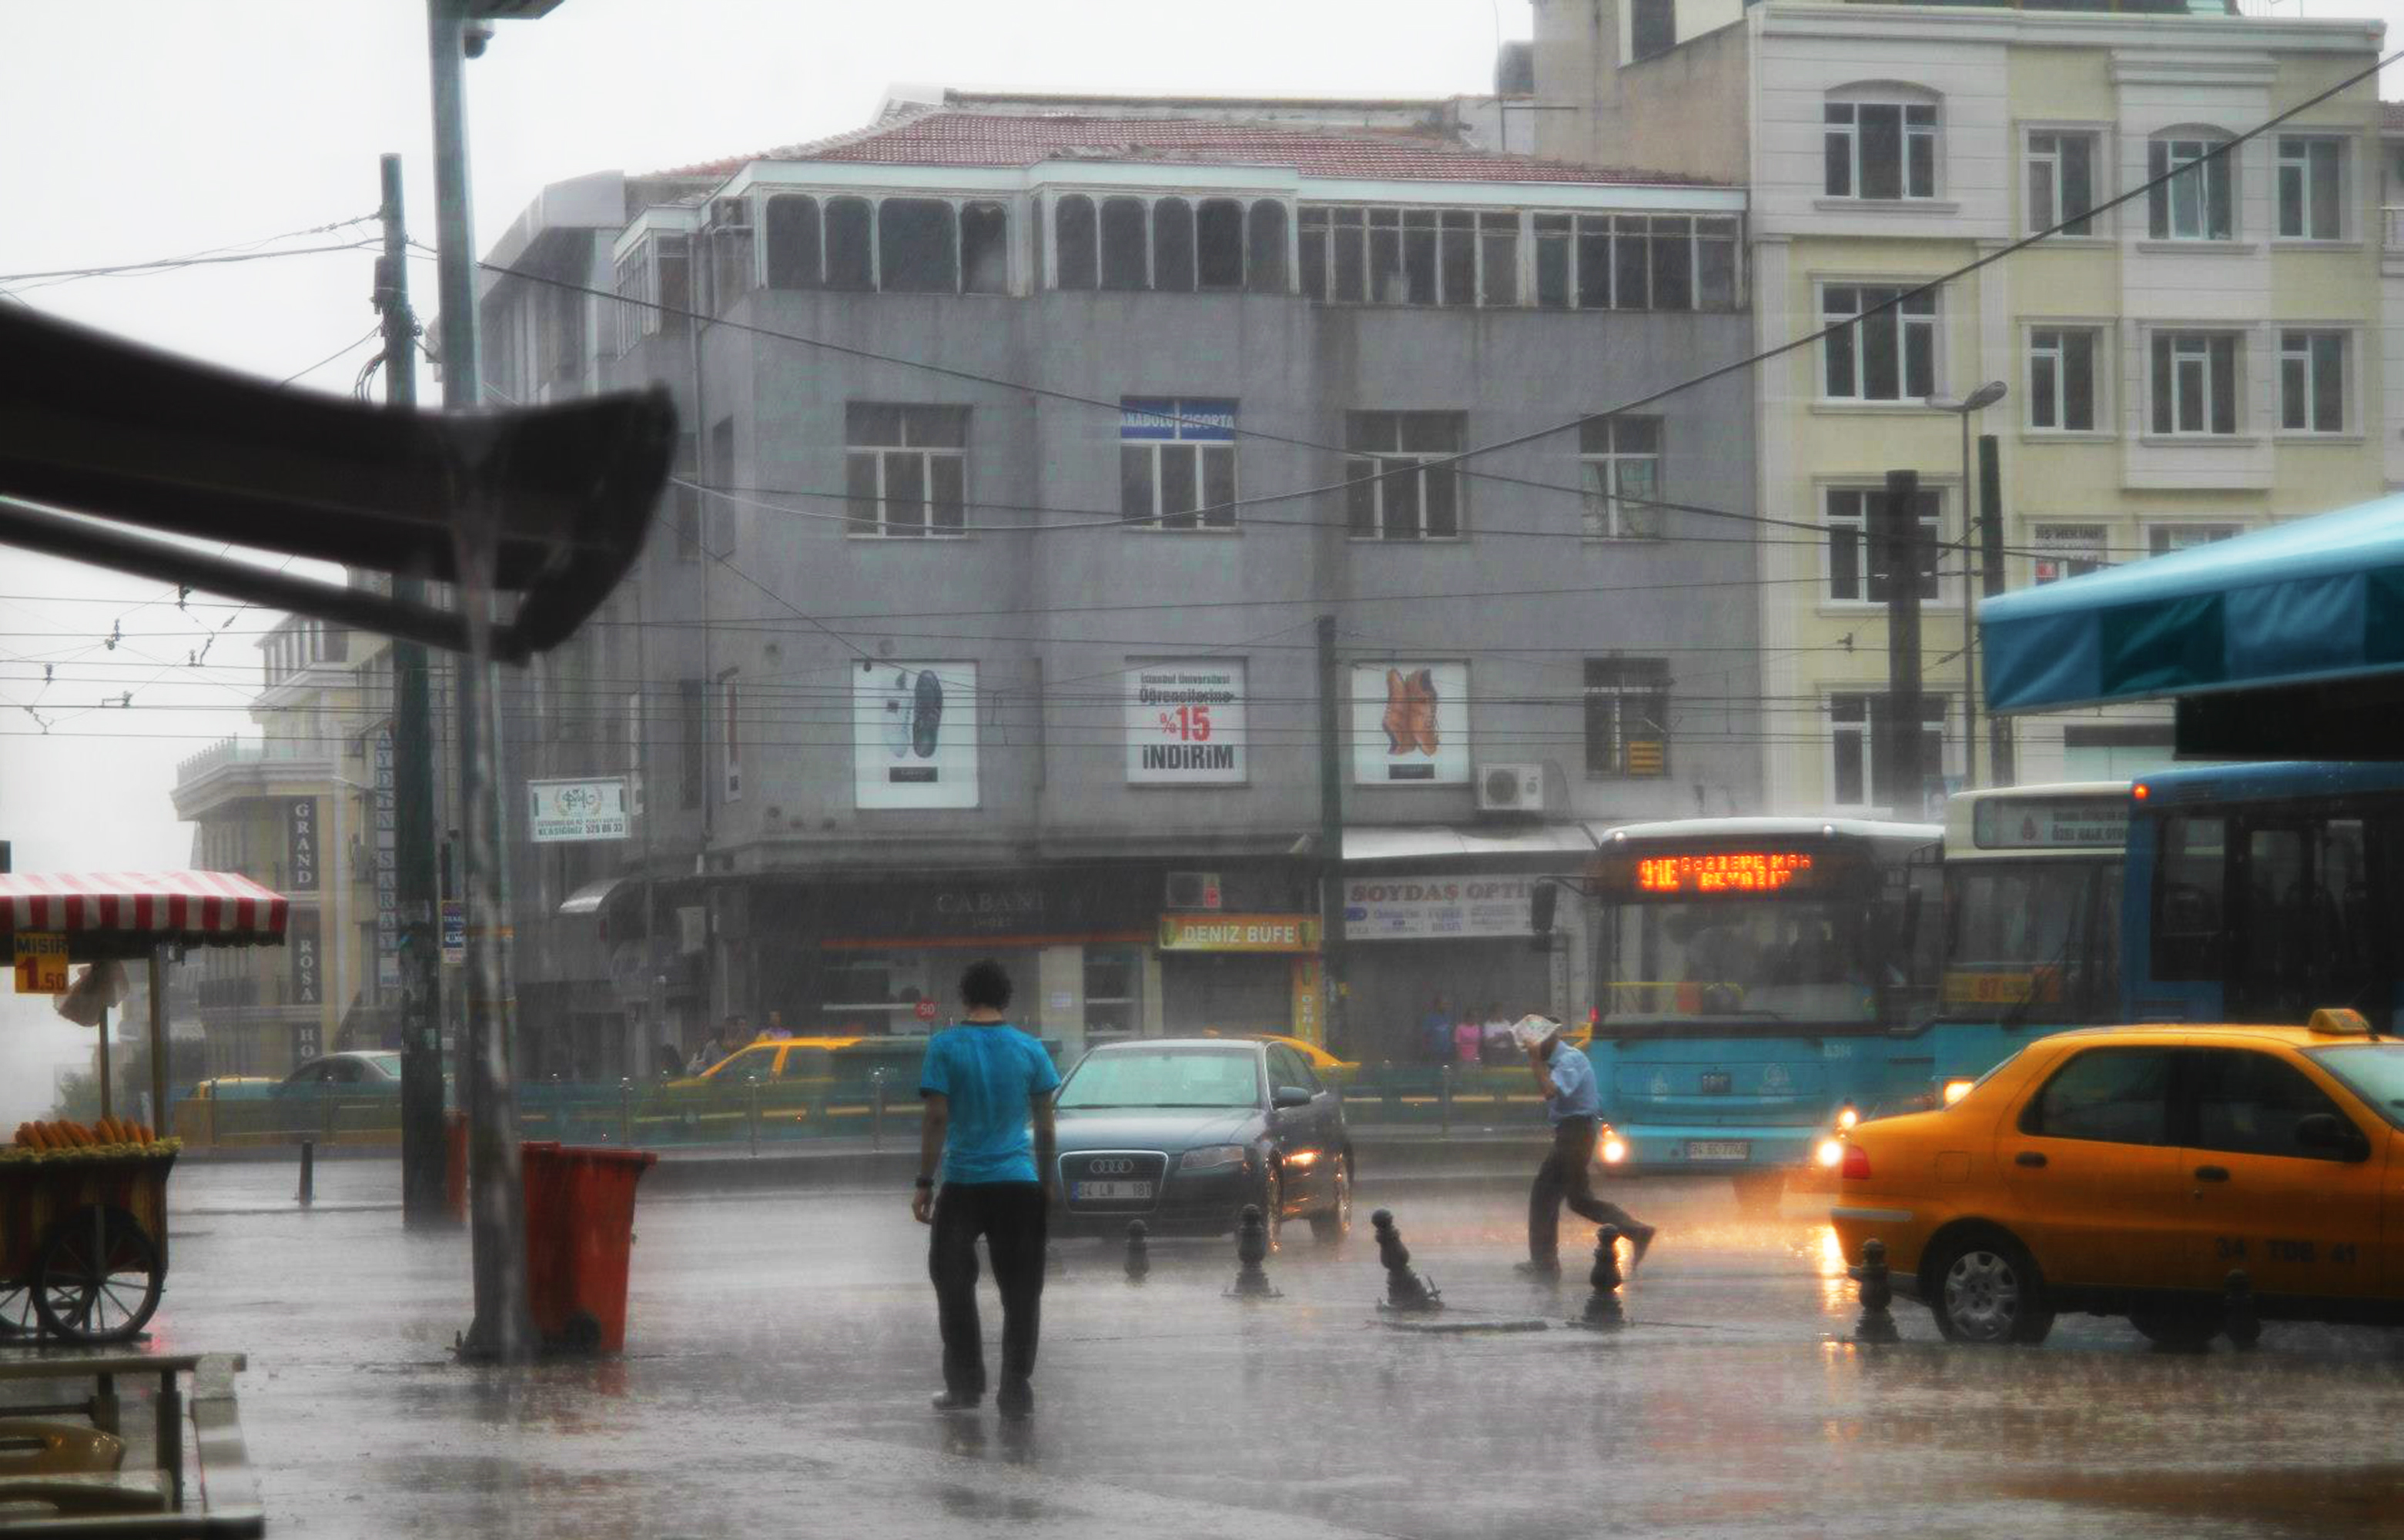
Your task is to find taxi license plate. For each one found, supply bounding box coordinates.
[1072,1180,1153,1201]
[1686,1140,1750,1161]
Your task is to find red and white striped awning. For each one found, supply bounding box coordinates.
[0,870,290,949]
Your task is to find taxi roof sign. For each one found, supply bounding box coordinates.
[2308,1006,2372,1037]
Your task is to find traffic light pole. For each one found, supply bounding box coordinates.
[377,154,451,1232]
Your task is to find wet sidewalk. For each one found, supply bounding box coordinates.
[118,1167,2404,1538]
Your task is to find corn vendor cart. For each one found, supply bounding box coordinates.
[0,871,290,1344]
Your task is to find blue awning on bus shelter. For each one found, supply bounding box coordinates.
[1983,490,2404,717]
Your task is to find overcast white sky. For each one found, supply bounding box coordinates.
[0,0,2395,1116]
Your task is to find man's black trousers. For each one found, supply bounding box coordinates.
[1528,1116,1643,1263]
[928,1180,1047,1398]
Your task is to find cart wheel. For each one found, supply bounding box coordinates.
[0,1277,38,1337]
[32,1207,162,1344]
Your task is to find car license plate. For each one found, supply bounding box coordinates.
[1072,1180,1153,1202]
[1699,1071,1733,1094]
[1686,1140,1750,1161]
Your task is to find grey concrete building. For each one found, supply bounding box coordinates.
[474,97,1760,1076]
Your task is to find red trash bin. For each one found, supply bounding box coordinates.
[520,1140,658,1354]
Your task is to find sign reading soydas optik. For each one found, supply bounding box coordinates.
[527,778,631,842]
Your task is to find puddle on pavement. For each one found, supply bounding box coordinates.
[1984,1463,2404,1535]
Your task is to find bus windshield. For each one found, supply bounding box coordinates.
[1601,896,1878,1027]
[1942,859,2120,1017]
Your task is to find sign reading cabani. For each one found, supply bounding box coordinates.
[1344,873,1538,941]
[527,778,631,843]
[1124,659,1247,785]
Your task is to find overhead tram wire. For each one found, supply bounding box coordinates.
[0,238,381,288]
[429,45,2403,575]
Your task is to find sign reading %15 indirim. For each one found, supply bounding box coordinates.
[12,932,67,993]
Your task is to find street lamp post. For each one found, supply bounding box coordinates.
[1930,381,2007,792]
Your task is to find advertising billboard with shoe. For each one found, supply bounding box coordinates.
[854,661,979,808]
[1349,661,1468,785]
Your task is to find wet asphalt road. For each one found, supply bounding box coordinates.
[128,1160,2404,1538]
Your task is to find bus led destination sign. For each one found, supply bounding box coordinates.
[1636,851,1815,894]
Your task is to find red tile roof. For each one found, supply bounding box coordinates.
[661,109,1721,188]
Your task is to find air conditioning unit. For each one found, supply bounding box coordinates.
[1477,762,1544,813]
[1164,871,1223,911]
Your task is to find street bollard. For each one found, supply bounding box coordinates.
[1438,1062,1451,1133]
[1124,1220,1150,1285]
[1850,1238,1900,1344]
[1371,1208,1441,1313]
[296,1139,314,1208]
[2224,1268,2261,1351]
[746,1074,761,1156]
[618,1078,634,1145]
[1227,1205,1281,1299]
[1572,1224,1626,1330]
[870,1068,886,1152]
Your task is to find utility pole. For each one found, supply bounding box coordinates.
[377,153,450,1231]
[1976,434,2014,787]
[1315,615,1346,1058]
[428,0,530,1361]
[1877,470,1927,820]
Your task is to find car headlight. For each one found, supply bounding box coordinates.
[1836,1105,1859,1130]
[1600,1136,1627,1164]
[1180,1144,1248,1171]
[1942,1078,1975,1106]
[1816,1137,1844,1169]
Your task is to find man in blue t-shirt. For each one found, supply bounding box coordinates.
[914,958,1062,1417]
[1514,1013,1656,1280]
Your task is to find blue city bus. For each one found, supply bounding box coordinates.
[1576,816,1940,1205]
[2120,760,2404,1030]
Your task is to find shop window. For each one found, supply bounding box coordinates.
[1346,412,1463,540]
[1120,397,1237,530]
[1197,199,1245,290]
[1056,194,1098,290]
[961,201,1008,293]
[1084,949,1143,1039]
[765,194,821,290]
[1245,200,1287,293]
[878,199,958,293]
[1153,197,1196,293]
[1100,197,1149,290]
[825,196,875,290]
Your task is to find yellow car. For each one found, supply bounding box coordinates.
[669,1036,872,1090]
[1830,1013,2402,1348]
[1199,1031,1358,1077]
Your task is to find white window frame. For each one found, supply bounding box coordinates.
[1120,398,1239,532]
[845,406,969,538]
[2278,329,2348,435]
[2024,128,2101,237]
[2031,524,2108,585]
[2147,330,2244,438]
[2275,135,2345,242]
[1823,97,1940,202]
[2145,522,2243,559]
[1345,412,1465,541]
[2027,325,2104,434]
[1826,691,1949,814]
[1822,485,1948,608]
[1820,283,1938,403]
[1578,416,1664,539]
[2149,135,2235,243]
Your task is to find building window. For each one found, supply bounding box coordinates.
[2148,136,2234,241]
[705,200,754,316]
[2148,332,2241,437]
[2026,131,2098,236]
[1824,99,1938,200]
[1345,412,1463,541]
[1579,416,1663,539]
[1825,486,1941,604]
[1631,0,1676,60]
[2275,136,2343,240]
[845,405,968,537]
[2279,330,2345,433]
[1055,195,1098,290]
[1153,197,1196,292]
[1197,198,1246,290]
[2028,327,2099,431]
[1822,285,1936,402]
[612,232,690,353]
[767,192,1005,295]
[2147,523,2240,558]
[2032,524,2108,585]
[1244,201,1287,294]
[612,246,649,357]
[1829,693,1947,812]
[1054,194,1287,293]
[1585,659,1670,778]
[1120,398,1237,530]
[678,678,705,811]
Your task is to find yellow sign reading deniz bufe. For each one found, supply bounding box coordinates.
[12,932,67,993]
[1157,914,1321,953]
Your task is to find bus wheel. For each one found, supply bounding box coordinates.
[1730,1170,1784,1217]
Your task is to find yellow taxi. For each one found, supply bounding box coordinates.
[669,1036,871,1090]
[1830,1012,2402,1347]
[1199,1031,1359,1078]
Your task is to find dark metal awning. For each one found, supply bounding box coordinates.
[557,877,628,917]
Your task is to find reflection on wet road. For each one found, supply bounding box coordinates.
[142,1163,2404,1538]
